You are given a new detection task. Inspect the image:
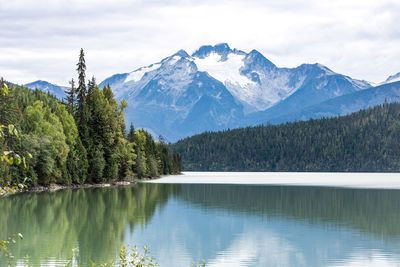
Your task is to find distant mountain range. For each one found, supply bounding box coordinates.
[25,80,67,99]
[25,44,400,141]
[172,103,400,172]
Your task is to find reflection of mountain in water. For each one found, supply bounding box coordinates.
[2,183,400,266]
[122,184,400,267]
[176,184,400,239]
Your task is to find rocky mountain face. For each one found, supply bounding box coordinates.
[27,44,400,141]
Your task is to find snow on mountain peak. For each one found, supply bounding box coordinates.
[192,43,242,59]
[125,50,192,84]
[244,49,276,71]
[194,52,253,87]
[315,63,336,75]
[125,63,161,83]
[192,46,299,112]
[96,43,380,141]
[120,44,331,113]
[385,72,400,84]
[173,49,190,58]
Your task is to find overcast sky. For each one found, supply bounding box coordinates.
[1,0,399,86]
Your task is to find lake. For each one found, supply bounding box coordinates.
[2,172,400,266]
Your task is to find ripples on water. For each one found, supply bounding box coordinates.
[1,182,400,266]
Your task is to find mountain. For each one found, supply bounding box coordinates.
[172,103,400,172]
[100,43,373,141]
[25,80,66,99]
[245,63,373,126]
[383,72,400,84]
[269,81,400,123]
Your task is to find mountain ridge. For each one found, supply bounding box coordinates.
[172,102,400,172]
[25,44,400,141]
[25,80,67,99]
[97,43,378,141]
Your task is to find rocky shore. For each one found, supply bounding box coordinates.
[0,180,135,197]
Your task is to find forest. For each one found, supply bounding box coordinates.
[173,103,400,172]
[0,49,181,188]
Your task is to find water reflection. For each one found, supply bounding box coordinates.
[0,185,179,266]
[177,185,400,238]
[1,183,400,266]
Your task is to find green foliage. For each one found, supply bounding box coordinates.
[0,79,29,186]
[21,101,69,185]
[75,49,91,151]
[89,145,106,182]
[131,130,181,178]
[1,233,210,267]
[1,235,159,267]
[0,50,181,188]
[65,78,76,114]
[118,245,158,267]
[134,130,149,178]
[67,137,88,184]
[0,184,178,265]
[173,103,400,172]
[117,139,137,179]
[0,233,23,267]
[55,103,78,147]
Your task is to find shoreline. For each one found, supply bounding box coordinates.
[0,173,181,198]
[0,180,135,197]
[145,171,400,189]
[4,171,400,196]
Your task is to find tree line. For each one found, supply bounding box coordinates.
[172,103,400,172]
[0,49,181,187]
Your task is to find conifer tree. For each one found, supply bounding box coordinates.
[76,48,86,112]
[75,48,90,147]
[127,123,135,143]
[0,53,181,187]
[87,76,96,96]
[65,78,76,114]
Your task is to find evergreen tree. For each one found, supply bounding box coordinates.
[135,150,147,178]
[75,48,90,146]
[172,103,400,172]
[127,123,135,143]
[0,54,181,187]
[67,137,88,184]
[87,76,96,96]
[65,78,76,114]
[76,48,87,103]
[90,144,106,182]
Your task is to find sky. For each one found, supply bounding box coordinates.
[0,0,399,86]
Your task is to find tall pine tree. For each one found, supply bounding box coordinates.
[127,123,135,143]
[75,48,90,147]
[65,78,76,114]
[87,76,96,96]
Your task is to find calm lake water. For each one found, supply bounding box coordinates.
[2,181,400,266]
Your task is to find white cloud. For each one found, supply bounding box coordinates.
[0,0,399,85]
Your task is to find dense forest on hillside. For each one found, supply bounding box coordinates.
[173,103,400,172]
[0,49,181,187]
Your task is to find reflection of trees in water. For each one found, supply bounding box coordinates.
[177,184,400,239]
[2,183,400,266]
[0,184,180,266]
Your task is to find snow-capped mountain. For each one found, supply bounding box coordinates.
[101,47,244,139]
[100,43,374,141]
[266,81,400,124]
[25,80,66,99]
[383,72,400,84]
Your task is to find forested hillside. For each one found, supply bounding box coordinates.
[0,49,181,188]
[172,103,400,172]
